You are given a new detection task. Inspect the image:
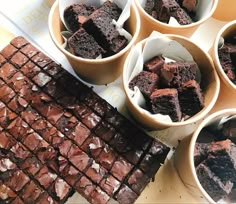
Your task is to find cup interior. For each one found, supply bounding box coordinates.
[48,1,140,64]
[123,34,220,129]
[188,109,236,203]
[213,20,236,91]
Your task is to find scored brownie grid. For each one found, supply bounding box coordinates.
[0,122,70,204]
[0,37,170,204]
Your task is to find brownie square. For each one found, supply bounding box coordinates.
[160,61,198,87]
[172,7,193,25]
[97,144,117,170]
[1,44,18,59]
[0,84,16,103]
[111,156,133,181]
[0,62,17,81]
[196,163,233,202]
[67,28,106,59]
[83,7,127,55]
[10,51,29,68]
[0,182,17,203]
[21,181,43,203]
[178,80,204,117]
[127,168,151,195]
[61,165,82,186]
[205,139,236,183]
[115,184,138,204]
[64,3,96,32]
[35,166,57,189]
[144,55,165,73]
[5,170,30,192]
[10,36,29,49]
[100,174,121,196]
[21,156,43,176]
[74,176,95,198]
[89,186,111,204]
[129,71,159,98]
[20,43,39,58]
[85,161,107,184]
[150,88,181,122]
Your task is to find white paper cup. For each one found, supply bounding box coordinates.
[48,1,140,85]
[210,20,236,92]
[135,0,218,39]
[123,34,220,130]
[174,109,236,203]
[212,0,236,22]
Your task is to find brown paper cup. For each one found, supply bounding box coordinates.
[48,1,140,85]
[210,20,236,92]
[212,0,236,21]
[174,109,236,204]
[123,34,220,130]
[135,0,218,39]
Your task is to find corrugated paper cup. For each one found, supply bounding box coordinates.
[123,33,220,130]
[210,20,236,92]
[174,109,236,203]
[135,0,218,38]
[48,1,140,85]
[212,0,236,22]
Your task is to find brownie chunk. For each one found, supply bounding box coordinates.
[178,80,204,117]
[150,88,181,122]
[196,163,233,202]
[155,0,180,23]
[218,44,236,82]
[205,139,236,184]
[222,119,236,143]
[64,3,96,32]
[144,55,165,74]
[83,5,128,56]
[67,28,105,59]
[129,71,159,98]
[172,7,193,25]
[160,61,198,87]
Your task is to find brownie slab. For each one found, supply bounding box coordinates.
[0,36,170,204]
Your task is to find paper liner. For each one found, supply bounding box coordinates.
[125,31,201,123]
[58,0,132,57]
[138,0,214,26]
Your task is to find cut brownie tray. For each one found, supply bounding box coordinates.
[0,35,170,204]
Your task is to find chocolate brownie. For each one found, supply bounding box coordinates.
[218,44,236,82]
[83,4,128,56]
[0,36,170,204]
[178,80,204,117]
[150,88,181,122]
[160,61,198,87]
[205,140,236,184]
[172,7,193,25]
[196,163,233,201]
[129,71,159,98]
[145,0,194,25]
[222,119,236,143]
[67,28,105,59]
[144,55,165,74]
[63,3,96,32]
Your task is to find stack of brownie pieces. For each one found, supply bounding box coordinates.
[129,55,204,122]
[63,1,128,59]
[218,35,236,84]
[194,120,236,202]
[144,0,197,25]
[0,36,170,204]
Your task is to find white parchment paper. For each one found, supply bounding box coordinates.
[125,31,200,123]
[138,0,214,26]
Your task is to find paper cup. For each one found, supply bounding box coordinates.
[123,34,220,130]
[210,20,236,92]
[174,109,236,203]
[212,0,236,22]
[134,0,218,39]
[48,1,140,85]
